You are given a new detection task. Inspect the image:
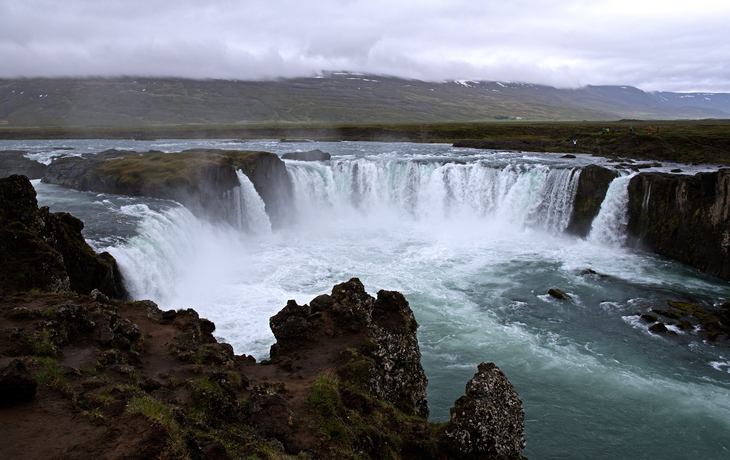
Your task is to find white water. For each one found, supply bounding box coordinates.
[230,170,271,234]
[288,159,579,233]
[588,174,635,246]
[19,140,730,459]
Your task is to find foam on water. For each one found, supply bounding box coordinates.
[26,141,730,460]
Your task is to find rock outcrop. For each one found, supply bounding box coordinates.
[0,175,123,297]
[446,362,526,459]
[281,149,331,161]
[626,169,730,280]
[41,149,294,228]
[0,282,527,460]
[0,182,526,459]
[269,278,428,418]
[241,149,294,228]
[0,150,47,179]
[565,164,619,237]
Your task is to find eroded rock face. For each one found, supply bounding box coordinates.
[281,149,331,161]
[445,362,526,459]
[41,148,295,228]
[243,151,294,229]
[626,169,730,280]
[0,151,47,179]
[0,174,123,297]
[565,164,619,237]
[269,277,429,418]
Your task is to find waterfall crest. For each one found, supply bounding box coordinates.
[286,159,580,233]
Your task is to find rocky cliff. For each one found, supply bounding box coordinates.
[0,174,123,298]
[566,164,619,237]
[0,277,526,459]
[40,149,294,228]
[626,169,730,281]
[0,151,47,179]
[0,288,526,460]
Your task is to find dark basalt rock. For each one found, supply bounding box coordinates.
[548,288,571,300]
[281,149,331,161]
[248,385,298,452]
[445,362,526,459]
[0,175,123,297]
[650,301,729,342]
[565,164,620,237]
[0,359,38,406]
[626,169,730,281]
[649,322,669,334]
[41,149,294,229]
[640,314,658,323]
[269,277,429,418]
[0,151,47,179]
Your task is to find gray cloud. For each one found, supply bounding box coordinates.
[1,0,728,92]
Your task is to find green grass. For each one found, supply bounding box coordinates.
[31,356,67,386]
[127,394,188,458]
[308,376,354,447]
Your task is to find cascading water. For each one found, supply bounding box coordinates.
[587,174,635,246]
[229,170,271,234]
[20,139,730,460]
[287,158,581,233]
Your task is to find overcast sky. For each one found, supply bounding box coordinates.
[1,0,729,92]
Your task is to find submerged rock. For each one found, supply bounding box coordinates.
[445,362,526,459]
[548,288,571,300]
[650,301,729,342]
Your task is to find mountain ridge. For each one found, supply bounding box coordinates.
[1,73,728,127]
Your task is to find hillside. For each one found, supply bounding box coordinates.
[1,73,728,127]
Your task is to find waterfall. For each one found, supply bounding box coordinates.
[229,170,271,234]
[587,174,635,246]
[286,158,581,233]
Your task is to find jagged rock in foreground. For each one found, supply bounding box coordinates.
[0,184,525,459]
[446,362,526,458]
[0,283,526,460]
[269,278,429,418]
[0,174,123,297]
[626,169,730,281]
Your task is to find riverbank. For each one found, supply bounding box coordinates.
[2,120,730,164]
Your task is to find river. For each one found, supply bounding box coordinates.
[4,138,729,459]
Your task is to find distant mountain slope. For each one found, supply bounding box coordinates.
[651,91,730,113]
[0,73,727,127]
